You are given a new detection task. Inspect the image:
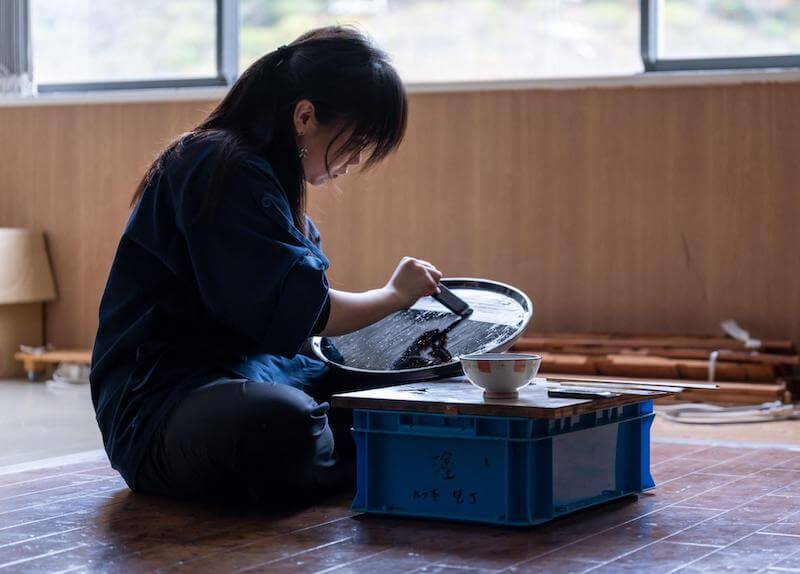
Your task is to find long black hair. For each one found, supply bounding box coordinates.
[132,26,407,232]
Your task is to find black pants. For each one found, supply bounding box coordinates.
[134,377,357,507]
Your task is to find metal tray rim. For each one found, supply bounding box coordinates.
[310,277,533,376]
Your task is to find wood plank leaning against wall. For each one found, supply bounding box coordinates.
[0,81,798,350]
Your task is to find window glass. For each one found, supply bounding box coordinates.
[662,0,800,59]
[240,0,642,82]
[31,0,217,85]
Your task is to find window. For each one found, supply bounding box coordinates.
[2,0,798,95]
[642,0,800,71]
[240,0,644,82]
[30,0,236,92]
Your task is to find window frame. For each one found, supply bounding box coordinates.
[641,0,800,72]
[34,0,239,94]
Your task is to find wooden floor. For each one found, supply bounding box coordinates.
[3,443,800,573]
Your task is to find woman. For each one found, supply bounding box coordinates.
[90,27,442,505]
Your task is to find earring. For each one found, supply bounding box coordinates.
[298,146,309,159]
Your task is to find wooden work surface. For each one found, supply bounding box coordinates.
[331,378,674,419]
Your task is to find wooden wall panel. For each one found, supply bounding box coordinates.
[1,82,798,350]
[0,101,215,346]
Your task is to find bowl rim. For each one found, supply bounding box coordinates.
[461,352,542,361]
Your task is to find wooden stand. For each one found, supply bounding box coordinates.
[13,349,91,382]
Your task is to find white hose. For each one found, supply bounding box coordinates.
[659,401,798,424]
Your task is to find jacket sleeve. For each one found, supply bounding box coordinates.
[176,161,329,357]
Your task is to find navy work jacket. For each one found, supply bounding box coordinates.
[90,134,331,487]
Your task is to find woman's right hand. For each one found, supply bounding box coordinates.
[384,256,443,310]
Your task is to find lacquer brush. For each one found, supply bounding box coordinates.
[433,284,473,317]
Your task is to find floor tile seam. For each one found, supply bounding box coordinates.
[0,509,86,532]
[0,513,260,566]
[0,501,353,571]
[650,454,690,466]
[396,552,477,574]
[155,514,359,569]
[651,444,715,460]
[0,466,111,489]
[437,560,514,573]
[559,474,800,573]
[312,547,395,574]
[662,495,800,574]
[651,438,800,452]
[654,451,762,485]
[756,508,800,536]
[469,477,742,573]
[70,473,120,480]
[650,451,753,475]
[391,537,487,574]
[0,452,107,475]
[64,465,113,476]
[0,542,88,570]
[676,454,789,466]
[663,462,800,499]
[494,557,603,573]
[292,514,357,534]
[0,525,83,550]
[101,507,339,565]
[680,450,786,474]
[233,535,355,573]
[578,507,736,573]
[650,452,712,468]
[665,541,723,548]
[0,485,122,516]
[408,563,490,573]
[756,531,800,539]
[0,476,110,502]
[752,546,800,574]
[0,495,127,534]
[648,472,741,499]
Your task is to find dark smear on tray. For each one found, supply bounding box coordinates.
[322,289,527,371]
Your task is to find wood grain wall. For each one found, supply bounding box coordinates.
[1,81,798,349]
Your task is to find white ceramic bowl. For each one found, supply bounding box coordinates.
[460,353,542,398]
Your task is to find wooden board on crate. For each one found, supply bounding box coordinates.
[332,378,680,419]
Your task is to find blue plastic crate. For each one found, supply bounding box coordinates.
[350,400,655,526]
